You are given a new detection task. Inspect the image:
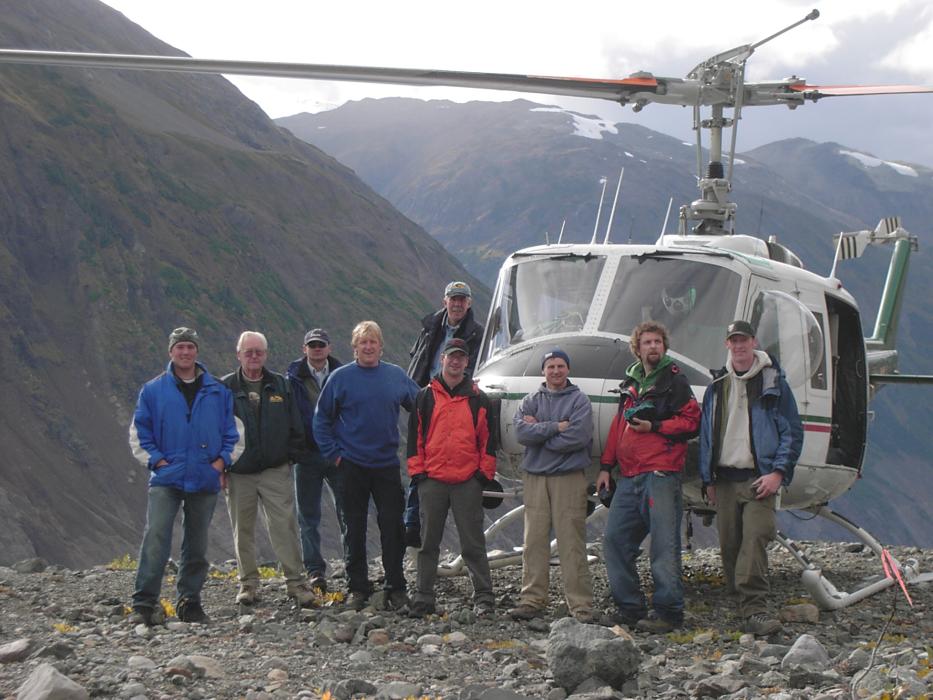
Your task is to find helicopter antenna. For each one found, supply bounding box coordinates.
[545,230,550,245]
[590,177,608,244]
[603,167,625,244]
[660,197,674,236]
[557,219,566,244]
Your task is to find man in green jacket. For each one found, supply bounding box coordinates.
[222,331,315,607]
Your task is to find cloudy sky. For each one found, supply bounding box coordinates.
[100,0,933,166]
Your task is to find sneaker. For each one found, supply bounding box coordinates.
[348,590,370,611]
[129,605,164,626]
[387,589,410,611]
[308,574,328,594]
[474,601,496,618]
[743,613,782,636]
[635,612,679,633]
[407,600,436,618]
[287,582,318,608]
[509,604,544,621]
[404,526,422,549]
[176,598,209,624]
[236,582,258,605]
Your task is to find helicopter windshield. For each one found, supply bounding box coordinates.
[485,254,607,356]
[598,257,742,371]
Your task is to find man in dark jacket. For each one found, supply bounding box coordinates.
[287,328,347,592]
[405,281,485,547]
[222,331,315,608]
[698,321,803,636]
[597,321,701,633]
[129,327,243,625]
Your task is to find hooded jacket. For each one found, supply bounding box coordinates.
[406,375,497,483]
[130,361,243,493]
[286,354,342,455]
[221,368,306,474]
[514,381,593,475]
[600,356,701,477]
[698,352,803,487]
[408,307,484,387]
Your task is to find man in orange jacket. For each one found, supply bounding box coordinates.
[597,321,700,632]
[406,338,498,618]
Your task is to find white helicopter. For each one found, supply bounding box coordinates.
[3,9,932,608]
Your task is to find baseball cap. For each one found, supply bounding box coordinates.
[303,328,330,345]
[441,338,469,356]
[541,348,571,370]
[168,327,199,352]
[725,320,756,339]
[444,281,472,298]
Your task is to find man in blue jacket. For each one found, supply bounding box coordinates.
[129,327,243,625]
[313,321,419,611]
[699,321,803,636]
[509,349,595,623]
[287,328,346,592]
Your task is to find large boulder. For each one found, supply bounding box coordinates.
[546,617,641,692]
[15,663,89,699]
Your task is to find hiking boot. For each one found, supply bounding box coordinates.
[608,609,645,627]
[407,600,436,618]
[287,581,318,608]
[129,605,164,627]
[474,600,496,618]
[572,609,598,624]
[509,604,544,621]
[348,590,370,611]
[308,574,327,594]
[387,589,410,611]
[236,582,259,606]
[176,598,209,624]
[743,613,782,637]
[404,526,422,549]
[635,612,680,633]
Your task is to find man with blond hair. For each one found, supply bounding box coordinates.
[222,331,315,608]
[314,321,419,611]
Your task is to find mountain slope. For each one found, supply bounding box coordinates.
[278,98,933,547]
[0,1,485,567]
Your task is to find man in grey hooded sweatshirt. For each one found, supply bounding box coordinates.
[509,349,595,622]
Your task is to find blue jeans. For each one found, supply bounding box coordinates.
[294,450,348,577]
[132,486,218,609]
[603,471,684,623]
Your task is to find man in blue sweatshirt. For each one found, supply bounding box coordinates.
[313,321,419,611]
[509,349,595,623]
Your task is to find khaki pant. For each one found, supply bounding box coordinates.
[715,479,776,618]
[519,470,593,614]
[225,464,305,584]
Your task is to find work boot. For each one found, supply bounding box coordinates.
[387,589,410,611]
[308,574,327,594]
[287,581,318,608]
[743,613,782,636]
[128,605,164,627]
[635,611,680,633]
[407,600,436,618]
[509,604,544,621]
[236,582,259,606]
[473,600,496,618]
[176,598,209,624]
[348,590,370,611]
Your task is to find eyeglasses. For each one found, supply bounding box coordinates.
[306,342,327,349]
[241,349,267,357]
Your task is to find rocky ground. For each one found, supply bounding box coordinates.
[1,542,931,699]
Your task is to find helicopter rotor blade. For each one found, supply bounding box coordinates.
[788,83,933,99]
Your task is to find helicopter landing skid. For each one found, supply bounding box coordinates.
[776,505,931,610]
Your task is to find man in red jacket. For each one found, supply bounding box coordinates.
[406,338,498,618]
[597,321,700,632]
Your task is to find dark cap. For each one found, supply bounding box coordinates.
[303,328,330,345]
[482,479,505,509]
[441,338,469,356]
[541,348,571,370]
[726,320,756,339]
[444,281,472,298]
[168,327,199,352]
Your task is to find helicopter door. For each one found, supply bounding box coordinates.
[824,295,868,470]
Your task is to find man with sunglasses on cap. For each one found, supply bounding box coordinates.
[406,338,499,618]
[510,348,595,623]
[287,328,347,593]
[699,320,803,637]
[129,327,242,625]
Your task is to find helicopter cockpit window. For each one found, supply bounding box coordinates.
[485,255,606,357]
[750,290,824,390]
[598,257,742,374]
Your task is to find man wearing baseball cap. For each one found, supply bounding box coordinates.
[698,320,803,636]
[286,328,347,593]
[509,348,595,623]
[406,338,498,617]
[129,327,243,625]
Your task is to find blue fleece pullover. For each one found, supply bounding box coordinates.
[313,361,418,468]
[514,381,594,475]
